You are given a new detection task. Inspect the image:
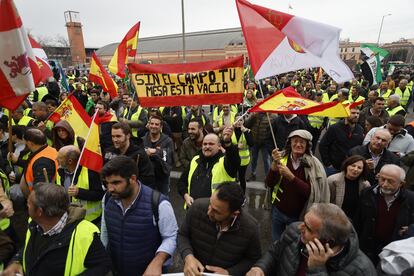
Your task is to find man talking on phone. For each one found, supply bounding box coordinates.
[246,203,375,276]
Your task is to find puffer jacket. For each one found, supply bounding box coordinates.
[178,198,261,275]
[254,222,376,276]
[245,113,276,146]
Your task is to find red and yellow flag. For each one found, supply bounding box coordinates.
[89,52,118,99]
[128,56,244,107]
[250,87,350,117]
[49,94,91,138]
[108,22,140,78]
[79,111,102,173]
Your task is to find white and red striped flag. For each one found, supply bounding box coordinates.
[29,35,53,83]
[0,0,41,110]
[236,0,353,83]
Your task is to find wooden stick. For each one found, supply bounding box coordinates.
[42,168,49,183]
[7,109,13,154]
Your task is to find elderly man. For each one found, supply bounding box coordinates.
[355,164,414,265]
[394,78,411,108]
[386,94,406,117]
[56,145,105,224]
[266,129,329,241]
[177,128,240,208]
[178,183,261,275]
[349,128,399,185]
[2,183,111,276]
[364,115,414,157]
[246,203,376,276]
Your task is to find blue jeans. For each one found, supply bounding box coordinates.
[271,206,298,242]
[250,144,271,176]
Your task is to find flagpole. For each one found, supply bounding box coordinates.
[233,108,250,125]
[70,110,99,187]
[256,80,278,149]
[7,110,13,154]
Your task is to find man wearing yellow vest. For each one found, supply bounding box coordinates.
[177,127,240,208]
[2,183,111,276]
[10,107,34,127]
[233,116,253,194]
[386,94,406,117]
[0,171,15,271]
[20,129,58,198]
[31,102,54,145]
[213,104,236,135]
[120,93,148,140]
[56,146,105,225]
[395,79,411,109]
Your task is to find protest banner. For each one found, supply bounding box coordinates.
[128,56,244,107]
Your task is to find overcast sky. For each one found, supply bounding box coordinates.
[15,0,414,48]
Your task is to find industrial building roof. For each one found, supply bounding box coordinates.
[96,27,244,56]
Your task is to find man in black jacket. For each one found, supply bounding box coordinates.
[271,114,307,150]
[178,183,261,275]
[319,108,365,176]
[104,122,155,188]
[354,164,414,265]
[246,203,376,276]
[2,183,110,275]
[177,128,240,208]
[348,128,399,185]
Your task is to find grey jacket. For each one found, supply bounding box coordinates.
[254,222,376,276]
[364,126,414,157]
[328,172,370,208]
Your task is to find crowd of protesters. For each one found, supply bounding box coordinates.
[0,65,414,275]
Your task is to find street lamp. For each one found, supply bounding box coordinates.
[377,13,391,45]
[181,0,186,63]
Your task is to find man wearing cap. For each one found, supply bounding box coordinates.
[265,129,329,241]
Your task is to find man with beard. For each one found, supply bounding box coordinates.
[319,108,365,176]
[104,122,155,188]
[178,183,261,275]
[355,164,414,265]
[179,119,204,168]
[100,156,178,276]
[177,128,240,208]
[31,102,54,144]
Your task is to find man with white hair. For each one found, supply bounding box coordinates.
[386,94,406,117]
[354,164,414,265]
[348,128,399,185]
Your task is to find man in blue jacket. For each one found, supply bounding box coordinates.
[100,156,178,275]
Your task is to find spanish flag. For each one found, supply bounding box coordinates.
[249,87,351,117]
[79,111,102,173]
[49,94,91,139]
[89,52,118,98]
[108,22,140,78]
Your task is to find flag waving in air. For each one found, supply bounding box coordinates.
[28,35,53,82]
[89,52,118,98]
[236,0,353,83]
[0,0,41,110]
[108,22,140,78]
[360,44,389,86]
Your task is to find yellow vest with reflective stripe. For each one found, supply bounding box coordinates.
[190,114,206,126]
[231,132,250,166]
[348,94,365,103]
[185,155,235,208]
[408,81,413,91]
[37,86,49,101]
[395,87,411,106]
[122,106,143,137]
[0,170,10,231]
[12,115,33,126]
[23,219,99,276]
[308,115,324,129]
[386,105,405,116]
[217,112,236,128]
[377,89,393,100]
[272,156,288,203]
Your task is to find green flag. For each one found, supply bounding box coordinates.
[360,44,389,85]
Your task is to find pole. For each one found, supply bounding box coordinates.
[377,14,391,45]
[7,110,13,154]
[181,0,186,63]
[256,81,278,149]
[70,110,99,187]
